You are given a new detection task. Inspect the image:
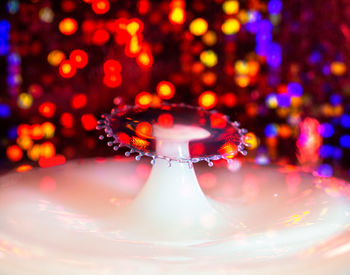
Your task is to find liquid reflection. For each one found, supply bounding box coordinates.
[0,158,349,274]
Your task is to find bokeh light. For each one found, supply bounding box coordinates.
[199,91,217,109]
[58,18,77,35]
[189,18,208,36]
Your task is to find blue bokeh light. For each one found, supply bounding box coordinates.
[0,104,11,118]
[277,93,291,107]
[318,123,334,138]
[287,82,303,97]
[319,144,334,158]
[8,126,18,140]
[317,164,333,178]
[330,94,342,106]
[340,114,350,128]
[265,123,279,137]
[339,135,350,148]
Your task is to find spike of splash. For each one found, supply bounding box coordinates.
[97,104,248,242]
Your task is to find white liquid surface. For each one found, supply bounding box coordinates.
[1,158,350,274]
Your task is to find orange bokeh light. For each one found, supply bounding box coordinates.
[16,164,33,173]
[199,91,217,109]
[58,18,78,35]
[16,136,33,150]
[31,124,44,140]
[136,122,152,139]
[156,81,175,100]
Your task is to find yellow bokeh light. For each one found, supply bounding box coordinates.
[126,21,140,36]
[235,60,249,75]
[61,63,72,74]
[27,144,41,161]
[189,18,208,36]
[222,18,240,35]
[17,93,33,109]
[199,91,217,109]
[200,50,218,67]
[223,0,239,15]
[169,7,186,24]
[42,122,56,138]
[245,132,258,150]
[40,142,56,159]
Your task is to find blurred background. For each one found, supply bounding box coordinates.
[0,0,349,179]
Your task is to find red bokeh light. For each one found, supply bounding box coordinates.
[92,29,110,45]
[118,132,130,144]
[60,113,74,128]
[69,49,88,68]
[157,113,174,128]
[91,0,110,14]
[222,92,237,107]
[39,155,66,168]
[137,0,150,14]
[39,102,56,118]
[71,94,87,109]
[6,145,23,162]
[103,74,122,88]
[156,81,175,100]
[17,124,31,137]
[81,113,97,131]
[59,60,77,78]
[103,59,122,74]
[210,113,227,128]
